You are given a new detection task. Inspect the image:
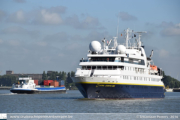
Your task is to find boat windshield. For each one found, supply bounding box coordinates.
[19,80,29,84]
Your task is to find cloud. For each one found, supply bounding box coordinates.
[7,10,27,23]
[159,21,174,28]
[33,9,63,25]
[176,23,180,28]
[0,9,6,21]
[1,26,39,38]
[158,49,169,58]
[160,22,180,36]
[6,6,66,25]
[118,12,137,21]
[36,41,47,47]
[8,40,21,46]
[43,6,66,14]
[0,39,3,44]
[44,32,69,42]
[32,6,66,25]
[13,0,26,3]
[65,15,101,29]
[4,7,104,29]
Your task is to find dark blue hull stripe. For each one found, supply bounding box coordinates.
[75,83,165,99]
[10,87,66,94]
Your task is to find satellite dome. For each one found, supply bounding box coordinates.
[116,45,126,54]
[89,41,101,52]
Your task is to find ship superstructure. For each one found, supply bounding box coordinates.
[72,28,165,99]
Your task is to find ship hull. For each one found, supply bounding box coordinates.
[75,83,165,99]
[71,76,165,99]
[10,89,36,94]
[10,87,66,94]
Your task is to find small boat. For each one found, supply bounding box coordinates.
[10,77,66,94]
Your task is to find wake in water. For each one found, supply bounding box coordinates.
[0,93,17,95]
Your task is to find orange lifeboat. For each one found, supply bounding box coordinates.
[150,65,157,71]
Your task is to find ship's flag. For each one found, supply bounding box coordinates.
[121,34,122,36]
[107,41,108,44]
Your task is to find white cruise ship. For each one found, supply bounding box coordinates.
[72,28,165,99]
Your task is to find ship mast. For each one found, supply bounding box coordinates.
[134,31,147,48]
[125,28,132,48]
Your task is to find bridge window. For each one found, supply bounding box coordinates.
[113,66,117,69]
[92,66,96,70]
[108,66,112,70]
[82,66,86,70]
[97,66,101,70]
[87,66,91,69]
[102,66,107,70]
[91,57,115,62]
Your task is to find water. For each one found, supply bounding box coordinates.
[0,90,180,113]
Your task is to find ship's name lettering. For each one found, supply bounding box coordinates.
[96,85,115,87]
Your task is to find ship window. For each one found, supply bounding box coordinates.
[113,66,117,69]
[91,57,115,62]
[82,66,86,70]
[108,66,112,70]
[134,77,136,80]
[92,66,96,69]
[87,66,91,69]
[97,66,101,70]
[102,66,107,70]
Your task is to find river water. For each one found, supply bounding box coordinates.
[0,90,180,113]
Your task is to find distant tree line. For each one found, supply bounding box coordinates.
[162,71,180,88]
[0,75,17,86]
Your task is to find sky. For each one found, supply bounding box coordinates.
[0,0,179,80]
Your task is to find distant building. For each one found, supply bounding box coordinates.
[6,70,42,80]
[6,70,14,75]
[47,71,56,74]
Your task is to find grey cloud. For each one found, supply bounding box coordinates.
[43,6,67,14]
[160,22,180,36]
[65,15,101,29]
[161,27,180,36]
[43,32,69,42]
[4,7,104,29]
[118,12,137,21]
[13,0,26,3]
[6,6,66,25]
[1,26,39,38]
[32,9,63,25]
[32,6,66,25]
[159,21,174,28]
[7,10,27,23]
[0,9,6,21]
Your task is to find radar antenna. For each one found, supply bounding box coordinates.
[134,31,147,48]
